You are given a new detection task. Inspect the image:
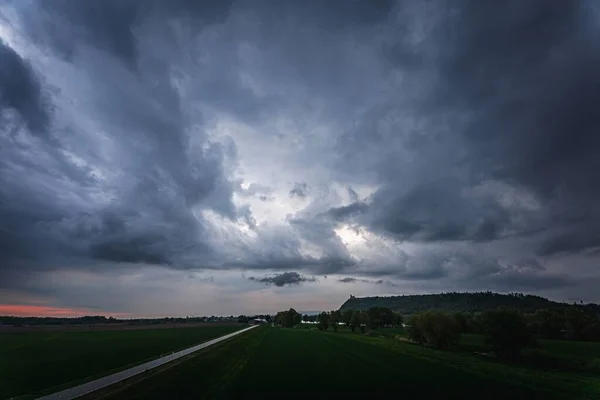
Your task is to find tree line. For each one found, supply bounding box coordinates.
[340,291,600,316]
[456,306,600,342]
[275,306,404,333]
[408,306,600,359]
[274,305,600,361]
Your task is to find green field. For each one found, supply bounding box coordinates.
[102,326,600,400]
[0,324,243,399]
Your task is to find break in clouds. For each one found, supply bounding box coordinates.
[1,0,600,315]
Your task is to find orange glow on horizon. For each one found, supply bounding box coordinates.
[0,304,128,318]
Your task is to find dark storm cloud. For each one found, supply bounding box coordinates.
[327,1,600,259]
[1,0,599,304]
[537,227,600,256]
[0,0,241,278]
[0,39,49,133]
[248,272,317,287]
[444,1,600,196]
[17,0,234,68]
[362,181,542,243]
[481,272,574,292]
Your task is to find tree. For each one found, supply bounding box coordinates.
[367,307,382,329]
[528,309,564,339]
[407,311,461,349]
[481,308,534,360]
[453,312,468,332]
[318,311,330,331]
[563,308,600,341]
[293,310,302,327]
[407,314,426,345]
[358,311,368,334]
[349,311,360,333]
[274,308,301,328]
[330,310,341,332]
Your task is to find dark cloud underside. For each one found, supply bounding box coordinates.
[248,272,317,287]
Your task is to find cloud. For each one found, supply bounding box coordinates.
[338,277,398,287]
[248,272,317,287]
[238,182,274,199]
[0,39,50,134]
[323,202,369,222]
[289,182,311,199]
[1,0,600,314]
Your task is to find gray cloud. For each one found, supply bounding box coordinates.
[1,0,599,312]
[338,277,398,287]
[0,39,50,134]
[289,182,311,199]
[248,272,317,287]
[0,1,242,279]
[322,1,600,251]
[322,202,369,222]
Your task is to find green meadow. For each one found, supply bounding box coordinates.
[103,326,600,400]
[0,324,243,399]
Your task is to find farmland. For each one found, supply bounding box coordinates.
[0,324,243,399]
[101,326,600,400]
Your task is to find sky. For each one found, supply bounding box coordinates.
[1,0,600,317]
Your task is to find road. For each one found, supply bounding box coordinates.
[36,325,259,400]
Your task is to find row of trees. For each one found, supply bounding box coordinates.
[408,308,533,359]
[316,307,403,333]
[407,307,600,360]
[274,307,403,332]
[453,307,600,342]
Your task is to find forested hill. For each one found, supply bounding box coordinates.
[339,292,600,316]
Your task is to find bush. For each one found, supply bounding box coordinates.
[407,311,461,350]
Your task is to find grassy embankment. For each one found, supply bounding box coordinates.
[103,325,600,400]
[0,324,243,399]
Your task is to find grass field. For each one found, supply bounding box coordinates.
[102,326,600,400]
[0,324,243,399]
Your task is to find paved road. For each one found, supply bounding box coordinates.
[36,325,259,400]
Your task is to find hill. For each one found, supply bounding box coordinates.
[339,291,600,316]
